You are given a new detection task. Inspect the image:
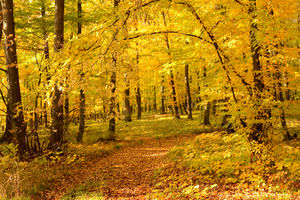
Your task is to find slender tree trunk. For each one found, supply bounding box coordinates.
[64,92,69,121]
[153,85,157,112]
[77,88,85,142]
[136,86,142,119]
[108,0,120,138]
[2,0,27,158]
[76,0,85,142]
[108,57,117,138]
[41,0,49,128]
[185,64,193,120]
[123,73,132,122]
[50,0,64,149]
[162,12,180,119]
[160,76,166,114]
[179,104,184,115]
[170,70,180,119]
[0,1,2,41]
[211,100,217,115]
[203,102,211,125]
[196,70,201,110]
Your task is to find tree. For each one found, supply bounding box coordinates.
[49,0,64,149]
[76,0,85,143]
[185,64,192,120]
[1,0,27,158]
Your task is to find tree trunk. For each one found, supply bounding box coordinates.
[136,86,142,120]
[76,0,85,142]
[153,85,157,112]
[123,73,132,122]
[203,102,211,125]
[162,12,180,119]
[77,89,85,142]
[0,4,13,143]
[249,0,269,143]
[1,103,13,143]
[50,0,64,149]
[108,56,117,139]
[160,76,166,114]
[41,0,49,129]
[64,92,69,121]
[212,100,217,115]
[185,64,193,120]
[2,0,27,158]
[170,70,180,119]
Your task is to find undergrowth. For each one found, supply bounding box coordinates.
[151,132,300,199]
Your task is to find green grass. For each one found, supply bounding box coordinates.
[61,181,104,200]
[66,111,221,144]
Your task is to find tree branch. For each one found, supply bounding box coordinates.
[0,68,7,73]
[233,0,246,6]
[0,88,7,107]
[127,30,213,44]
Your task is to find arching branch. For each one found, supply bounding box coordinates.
[127,30,213,44]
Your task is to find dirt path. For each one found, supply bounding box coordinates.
[38,134,196,200]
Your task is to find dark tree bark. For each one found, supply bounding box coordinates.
[135,43,142,120]
[153,85,157,111]
[50,0,64,149]
[108,0,119,138]
[108,57,116,138]
[41,0,49,59]
[170,70,180,119]
[76,0,85,142]
[77,88,85,142]
[185,64,193,120]
[64,92,69,121]
[0,1,2,41]
[211,100,217,115]
[2,0,27,158]
[123,73,132,122]
[41,0,49,128]
[136,86,142,120]
[77,0,82,35]
[160,76,166,114]
[0,2,13,144]
[195,70,201,110]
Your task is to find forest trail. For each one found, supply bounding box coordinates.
[39,134,196,200]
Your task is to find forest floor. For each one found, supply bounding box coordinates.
[37,133,197,200]
[1,107,299,200]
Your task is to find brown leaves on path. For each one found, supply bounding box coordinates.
[36,135,195,200]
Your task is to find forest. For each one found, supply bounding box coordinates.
[0,0,299,199]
